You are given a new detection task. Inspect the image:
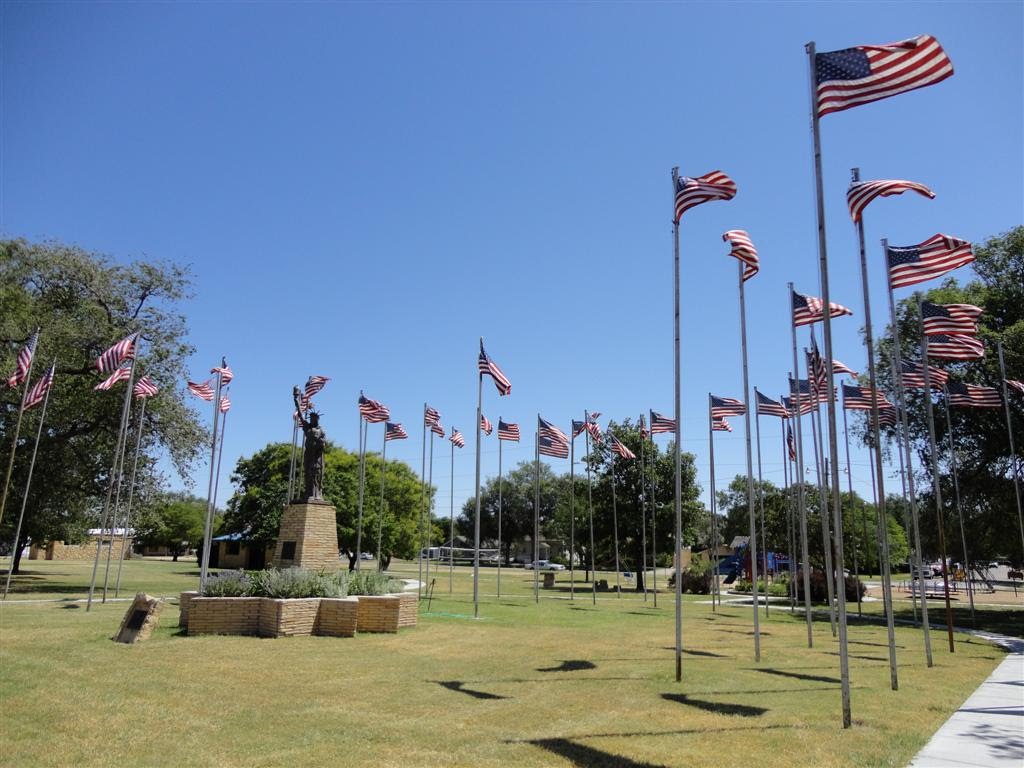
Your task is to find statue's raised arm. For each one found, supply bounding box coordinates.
[292,386,309,428]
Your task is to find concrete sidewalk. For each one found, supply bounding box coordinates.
[908,635,1024,767]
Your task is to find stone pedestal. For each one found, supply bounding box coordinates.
[272,501,339,570]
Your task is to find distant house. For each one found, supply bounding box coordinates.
[208,533,273,570]
[30,528,133,561]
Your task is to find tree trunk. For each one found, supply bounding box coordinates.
[634,543,646,592]
[347,550,357,572]
[11,534,28,575]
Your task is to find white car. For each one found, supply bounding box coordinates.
[524,560,565,571]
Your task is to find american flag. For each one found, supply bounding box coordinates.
[385,422,409,440]
[842,383,893,410]
[710,395,746,418]
[831,359,858,378]
[901,360,949,389]
[792,291,853,327]
[572,420,587,439]
[786,423,796,460]
[722,229,759,281]
[649,410,675,434]
[95,362,132,391]
[133,376,159,399]
[481,413,493,436]
[6,328,39,388]
[927,334,985,361]
[538,416,569,444]
[755,390,789,418]
[946,381,1002,408]
[1006,380,1024,397]
[24,364,55,410]
[449,428,465,448]
[846,178,935,223]
[298,393,313,412]
[638,414,648,439]
[808,337,828,398]
[790,378,833,408]
[479,340,512,396]
[211,361,233,384]
[877,406,899,428]
[431,423,445,438]
[358,393,390,422]
[815,34,953,118]
[921,302,983,336]
[424,406,441,426]
[712,417,733,433]
[887,235,974,289]
[304,375,329,399]
[219,391,232,413]
[674,171,737,222]
[96,332,138,373]
[498,419,520,441]
[607,433,636,459]
[782,395,816,416]
[187,379,215,401]
[538,433,569,459]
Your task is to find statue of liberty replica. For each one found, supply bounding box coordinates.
[292,385,326,501]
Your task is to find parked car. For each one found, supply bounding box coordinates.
[360,552,374,560]
[523,560,565,571]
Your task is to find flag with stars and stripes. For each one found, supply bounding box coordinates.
[755,390,789,419]
[1006,380,1024,397]
[710,395,746,418]
[449,428,465,448]
[498,419,520,441]
[95,362,132,391]
[481,413,493,436]
[96,332,138,373]
[674,171,737,222]
[572,420,587,439]
[478,340,512,396]
[786,423,796,460]
[133,376,159,399]
[649,410,675,434]
[211,361,233,384]
[846,178,934,223]
[431,423,445,438]
[358,393,390,422]
[808,337,828,398]
[538,416,569,444]
[219,391,232,413]
[538,432,569,458]
[712,417,733,433]
[946,382,1002,408]
[639,414,648,439]
[304,375,329,399]
[792,291,853,327]
[722,229,759,281]
[24,364,55,410]
[187,379,215,401]
[887,235,974,289]
[877,406,899,428]
[927,334,985,361]
[425,406,441,427]
[842,383,894,410]
[783,394,817,416]
[6,328,39,388]
[831,359,858,378]
[921,302,984,336]
[814,34,953,118]
[901,360,949,389]
[607,433,637,459]
[385,422,408,440]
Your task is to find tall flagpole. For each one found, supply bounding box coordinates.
[197,361,223,593]
[569,419,576,601]
[639,416,648,602]
[806,41,851,727]
[449,429,455,592]
[841,402,862,617]
[671,166,684,683]
[650,437,658,608]
[610,445,621,597]
[473,347,484,619]
[497,419,504,599]
[533,417,540,604]
[851,167,898,683]
[997,341,1024,562]
[782,419,796,612]
[788,287,814,647]
[918,305,956,653]
[891,424,919,624]
[355,401,368,572]
[942,388,975,620]
[2,360,55,600]
[708,395,719,612]
[806,348,838,636]
[114,394,149,598]
[738,262,762,660]
[0,330,38,529]
[103,377,143,602]
[425,428,435,596]
[419,404,428,599]
[585,410,596,606]
[376,429,388,567]
[87,357,137,611]
[287,419,299,502]
[754,387,769,618]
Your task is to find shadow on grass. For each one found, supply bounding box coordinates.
[826,651,889,662]
[661,693,768,717]
[659,646,730,658]
[719,629,772,636]
[435,681,507,700]
[893,604,1023,639]
[848,639,905,649]
[1,583,95,596]
[538,660,596,673]
[526,738,668,768]
[756,668,841,684]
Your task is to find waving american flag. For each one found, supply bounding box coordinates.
[497,419,520,441]
[674,170,736,222]
[722,229,759,281]
[847,178,934,223]
[6,328,39,389]
[479,340,511,396]
[887,235,974,289]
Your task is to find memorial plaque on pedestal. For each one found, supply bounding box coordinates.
[113,593,164,643]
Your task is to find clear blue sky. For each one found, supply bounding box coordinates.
[3,2,1021,521]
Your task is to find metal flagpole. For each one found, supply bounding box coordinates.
[114,395,149,598]
[806,41,851,727]
[738,262,761,660]
[287,419,299,502]
[449,429,455,593]
[942,387,975,620]
[851,167,898,682]
[473,354,484,619]
[376,428,388,567]
[788,287,814,647]
[533,417,540,604]
[671,166,684,683]
[419,404,427,599]
[639,416,647,602]
[754,388,769,618]
[585,410,596,606]
[650,439,658,608]
[918,306,956,653]
[0,329,38,529]
[841,402,862,617]
[610,444,621,597]
[782,418,796,612]
[425,428,435,596]
[708,395,719,612]
[997,341,1024,562]
[497,419,504,599]
[197,361,222,594]
[2,360,55,600]
[569,419,575,601]
[103,377,142,602]
[87,357,137,611]
[889,425,919,624]
[355,401,368,572]
[806,350,838,636]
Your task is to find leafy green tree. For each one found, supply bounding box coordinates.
[1,240,207,573]
[133,492,206,560]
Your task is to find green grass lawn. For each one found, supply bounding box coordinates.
[0,558,1012,768]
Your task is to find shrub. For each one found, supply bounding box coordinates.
[667,569,711,594]
[793,570,865,602]
[249,567,333,599]
[347,570,403,596]
[203,570,251,597]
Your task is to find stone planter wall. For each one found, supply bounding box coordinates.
[178,591,199,629]
[187,597,263,636]
[356,594,403,633]
[317,597,359,637]
[397,592,418,629]
[259,597,321,638]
